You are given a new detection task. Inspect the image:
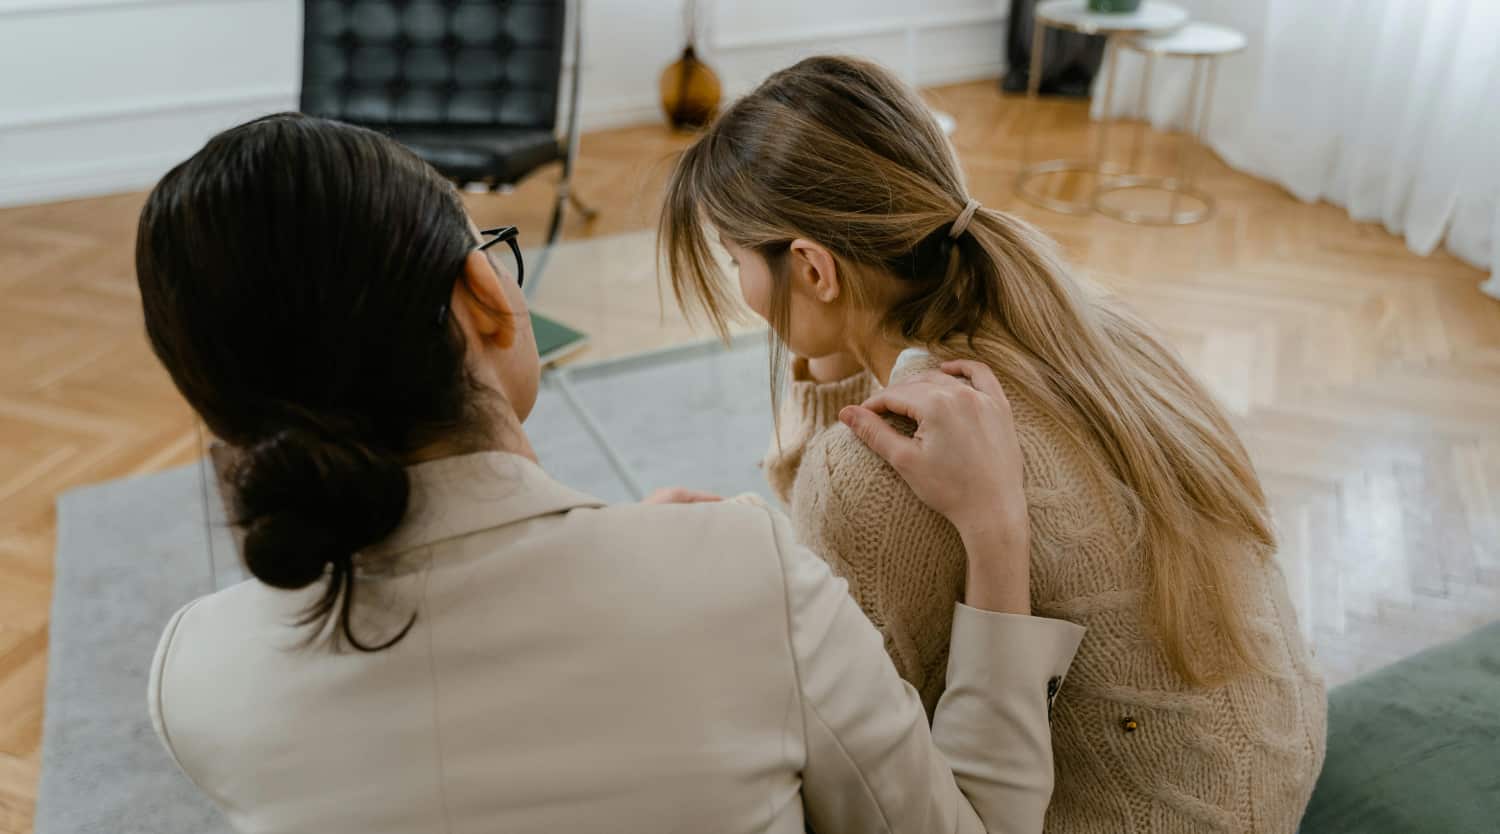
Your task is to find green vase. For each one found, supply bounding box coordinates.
[1088,0,1143,11]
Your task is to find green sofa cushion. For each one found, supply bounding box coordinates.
[1300,620,1500,833]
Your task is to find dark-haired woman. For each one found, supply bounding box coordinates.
[141,113,1082,834]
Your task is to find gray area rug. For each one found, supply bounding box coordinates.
[36,338,773,833]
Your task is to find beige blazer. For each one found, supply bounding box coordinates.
[149,451,1084,834]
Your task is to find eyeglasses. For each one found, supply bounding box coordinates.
[478,225,524,288]
[438,225,523,326]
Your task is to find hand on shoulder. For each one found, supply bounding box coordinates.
[642,487,724,504]
[839,360,1031,614]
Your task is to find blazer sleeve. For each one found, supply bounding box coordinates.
[767,508,1085,834]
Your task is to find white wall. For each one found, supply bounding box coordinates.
[0,0,1008,208]
[0,0,302,207]
[708,0,1008,94]
[590,0,1012,128]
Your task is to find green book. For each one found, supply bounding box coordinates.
[531,311,590,365]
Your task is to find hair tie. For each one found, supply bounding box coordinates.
[949,198,981,239]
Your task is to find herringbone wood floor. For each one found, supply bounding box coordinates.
[2,81,1498,832]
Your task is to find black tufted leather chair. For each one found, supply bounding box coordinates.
[301,0,593,269]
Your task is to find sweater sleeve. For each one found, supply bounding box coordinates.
[763,368,879,504]
[793,421,974,715]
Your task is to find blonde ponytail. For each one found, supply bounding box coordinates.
[661,55,1274,685]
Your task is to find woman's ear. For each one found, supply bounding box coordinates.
[788,238,842,304]
[454,249,516,349]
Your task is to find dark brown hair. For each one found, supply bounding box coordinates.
[136,113,489,651]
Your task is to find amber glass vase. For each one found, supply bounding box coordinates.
[660,45,721,131]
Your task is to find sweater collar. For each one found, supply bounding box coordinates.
[368,451,607,557]
[890,347,941,383]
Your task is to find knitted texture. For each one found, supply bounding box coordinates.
[765,357,1328,834]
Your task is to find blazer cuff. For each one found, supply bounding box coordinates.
[946,605,1085,692]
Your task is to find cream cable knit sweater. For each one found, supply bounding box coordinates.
[766,354,1327,834]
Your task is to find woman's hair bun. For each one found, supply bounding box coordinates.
[230,427,410,590]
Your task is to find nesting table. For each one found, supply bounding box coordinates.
[1093,21,1248,224]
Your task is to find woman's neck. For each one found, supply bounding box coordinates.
[409,404,537,466]
[491,415,539,463]
[850,324,911,387]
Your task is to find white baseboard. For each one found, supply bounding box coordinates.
[918,61,1006,88]
[0,0,261,17]
[582,61,1005,134]
[0,152,190,207]
[0,64,1009,208]
[0,104,666,207]
[578,96,664,132]
[0,91,297,208]
[714,7,1008,53]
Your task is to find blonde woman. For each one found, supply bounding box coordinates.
[661,56,1326,834]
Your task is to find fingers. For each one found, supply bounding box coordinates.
[858,388,927,421]
[902,369,972,389]
[838,405,915,470]
[859,360,1010,426]
[859,368,969,418]
[859,378,974,420]
[643,487,724,505]
[940,360,1010,405]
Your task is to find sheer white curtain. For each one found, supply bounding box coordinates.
[1093,0,1500,296]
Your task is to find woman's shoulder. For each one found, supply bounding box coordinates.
[796,383,1047,500]
[150,593,209,709]
[148,578,304,693]
[793,418,964,574]
[147,579,291,770]
[150,579,279,659]
[800,419,910,503]
[587,494,787,544]
[571,497,832,592]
